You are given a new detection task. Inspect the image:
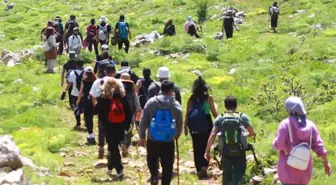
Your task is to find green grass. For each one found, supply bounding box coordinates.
[1,0,336,184]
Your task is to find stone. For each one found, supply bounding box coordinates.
[228,68,237,75]
[296,10,306,14]
[308,13,315,18]
[250,176,264,184]
[94,160,108,169]
[214,32,224,40]
[12,79,23,84]
[264,167,277,175]
[0,135,23,170]
[0,169,27,185]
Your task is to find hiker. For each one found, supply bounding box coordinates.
[76,67,97,145]
[204,96,256,185]
[97,16,112,46]
[64,15,79,48]
[135,68,154,131]
[62,59,84,129]
[95,77,132,178]
[269,2,280,33]
[148,66,182,104]
[139,80,183,185]
[184,76,218,179]
[86,19,99,56]
[272,97,332,185]
[119,73,140,157]
[89,64,125,158]
[115,60,139,84]
[44,27,59,73]
[114,15,131,53]
[184,16,200,38]
[95,48,116,79]
[68,27,82,55]
[54,16,64,55]
[163,19,176,36]
[222,11,239,39]
[61,51,78,108]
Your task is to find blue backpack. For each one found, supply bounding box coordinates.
[149,103,176,142]
[187,100,208,133]
[118,22,128,39]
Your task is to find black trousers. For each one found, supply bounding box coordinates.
[147,139,175,185]
[98,120,107,147]
[71,95,81,126]
[107,138,123,172]
[225,28,233,39]
[191,115,213,172]
[82,98,94,134]
[88,40,99,56]
[118,38,130,53]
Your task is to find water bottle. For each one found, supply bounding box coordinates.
[171,119,176,129]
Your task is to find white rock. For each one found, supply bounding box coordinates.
[0,135,23,170]
[228,68,237,75]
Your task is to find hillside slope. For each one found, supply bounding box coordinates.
[1,0,336,184]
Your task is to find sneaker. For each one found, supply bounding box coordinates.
[150,177,159,185]
[116,169,124,178]
[98,147,104,159]
[121,144,128,157]
[87,137,96,145]
[197,167,207,179]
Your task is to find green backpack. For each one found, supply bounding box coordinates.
[217,112,248,157]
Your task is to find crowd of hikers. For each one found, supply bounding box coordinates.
[40,2,333,185]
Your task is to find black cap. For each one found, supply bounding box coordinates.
[105,64,116,73]
[91,18,96,24]
[161,80,174,93]
[121,60,129,67]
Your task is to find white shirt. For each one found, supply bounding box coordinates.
[68,35,82,50]
[68,69,83,96]
[89,77,124,98]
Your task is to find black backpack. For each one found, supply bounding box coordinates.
[74,71,83,91]
[139,78,153,109]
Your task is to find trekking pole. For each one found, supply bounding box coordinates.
[175,139,180,185]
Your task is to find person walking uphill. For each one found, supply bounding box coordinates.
[272,97,332,185]
[90,64,125,159]
[204,96,256,185]
[95,78,132,178]
[269,2,280,33]
[222,11,239,39]
[76,67,97,145]
[148,66,182,104]
[97,16,112,46]
[115,15,131,53]
[139,80,183,185]
[44,27,59,73]
[184,76,218,179]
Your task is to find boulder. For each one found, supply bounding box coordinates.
[0,135,23,170]
[0,169,27,185]
[214,32,224,40]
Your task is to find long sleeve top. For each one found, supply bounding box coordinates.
[272,116,328,184]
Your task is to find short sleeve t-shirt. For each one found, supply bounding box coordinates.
[68,69,83,96]
[89,77,124,98]
[214,112,251,129]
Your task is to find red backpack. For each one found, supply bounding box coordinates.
[108,98,126,124]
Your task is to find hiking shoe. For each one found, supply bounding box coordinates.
[116,169,124,178]
[87,137,96,145]
[150,177,159,185]
[121,144,128,157]
[98,147,104,159]
[197,167,208,179]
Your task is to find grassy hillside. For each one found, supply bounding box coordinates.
[1,0,336,184]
